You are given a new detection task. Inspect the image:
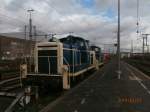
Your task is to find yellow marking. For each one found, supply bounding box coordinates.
[118,97,143,104]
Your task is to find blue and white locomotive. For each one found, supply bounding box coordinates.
[21,35,102,89]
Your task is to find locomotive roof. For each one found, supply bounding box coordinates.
[60,35,86,42]
[90,45,100,49]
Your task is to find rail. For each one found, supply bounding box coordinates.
[0,77,20,85]
[5,92,24,112]
[0,72,20,80]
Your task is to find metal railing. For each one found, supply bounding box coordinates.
[37,56,57,75]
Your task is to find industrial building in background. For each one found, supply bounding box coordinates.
[0,35,34,60]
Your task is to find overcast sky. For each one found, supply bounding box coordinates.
[0,0,150,52]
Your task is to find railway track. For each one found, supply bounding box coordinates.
[0,64,103,112]
[0,72,24,112]
[0,72,21,92]
[126,59,150,77]
[0,77,21,92]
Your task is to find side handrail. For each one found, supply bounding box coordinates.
[38,56,57,75]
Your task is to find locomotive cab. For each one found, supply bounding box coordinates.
[34,41,63,76]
